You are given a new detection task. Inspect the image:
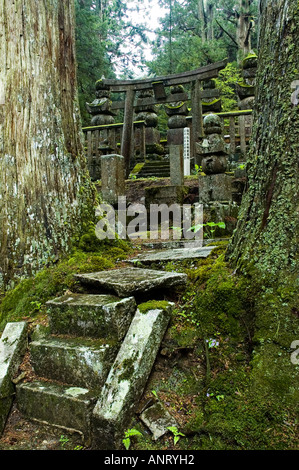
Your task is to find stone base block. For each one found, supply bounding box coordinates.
[145,185,188,208]
[46,294,136,341]
[198,173,233,204]
[16,380,96,442]
[101,154,125,206]
[30,336,119,390]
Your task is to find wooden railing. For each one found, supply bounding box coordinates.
[82,120,146,181]
[214,109,253,155]
[82,109,253,180]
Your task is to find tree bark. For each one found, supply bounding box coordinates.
[226,0,299,279]
[236,0,252,58]
[0,0,96,288]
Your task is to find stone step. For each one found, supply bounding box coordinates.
[138,173,170,179]
[46,294,136,341]
[138,169,170,175]
[141,238,226,250]
[16,380,97,442]
[75,267,187,298]
[92,301,174,449]
[129,245,217,265]
[142,161,170,167]
[30,335,119,390]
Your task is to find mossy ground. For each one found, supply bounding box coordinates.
[0,228,132,332]
[132,242,298,451]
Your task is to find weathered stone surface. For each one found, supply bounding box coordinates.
[169,144,184,186]
[167,128,184,145]
[16,380,97,441]
[202,113,222,135]
[140,401,178,440]
[145,185,187,208]
[46,294,136,340]
[101,154,125,206]
[0,322,28,435]
[91,303,174,449]
[141,238,226,250]
[0,322,28,397]
[201,155,228,175]
[75,268,187,298]
[197,134,227,155]
[198,173,233,203]
[129,246,216,265]
[30,336,119,390]
[239,96,255,110]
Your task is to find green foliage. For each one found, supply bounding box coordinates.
[123,428,143,450]
[147,0,258,76]
[189,221,226,239]
[75,0,149,124]
[214,62,242,111]
[167,426,185,446]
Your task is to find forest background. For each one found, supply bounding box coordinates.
[75,0,258,125]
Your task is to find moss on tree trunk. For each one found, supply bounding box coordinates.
[0,0,96,288]
[226,0,299,408]
[227,0,299,280]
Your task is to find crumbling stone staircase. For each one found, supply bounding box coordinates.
[0,267,187,449]
[134,161,170,179]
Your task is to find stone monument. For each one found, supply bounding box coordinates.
[135,89,163,161]
[101,154,125,206]
[166,85,189,186]
[237,53,257,111]
[86,79,115,126]
[196,114,238,236]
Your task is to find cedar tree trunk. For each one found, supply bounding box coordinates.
[226,0,299,279]
[0,0,96,288]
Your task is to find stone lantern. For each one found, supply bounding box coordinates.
[86,79,115,126]
[199,114,228,175]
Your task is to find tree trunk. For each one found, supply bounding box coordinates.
[236,0,252,59]
[198,0,207,43]
[0,0,96,288]
[226,0,299,279]
[206,2,214,42]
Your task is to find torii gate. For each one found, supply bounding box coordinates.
[101,59,227,175]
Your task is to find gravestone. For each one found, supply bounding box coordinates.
[101,154,125,206]
[135,89,163,161]
[86,79,115,126]
[166,85,188,186]
[196,114,237,236]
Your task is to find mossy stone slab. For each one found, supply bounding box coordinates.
[16,380,97,441]
[46,294,136,340]
[30,336,119,390]
[75,268,187,297]
[140,401,178,440]
[91,302,174,449]
[0,322,28,435]
[129,246,216,265]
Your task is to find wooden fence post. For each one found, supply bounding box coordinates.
[121,87,135,177]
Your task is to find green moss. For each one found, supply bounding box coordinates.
[0,232,132,331]
[202,98,221,106]
[138,300,170,314]
[158,248,298,450]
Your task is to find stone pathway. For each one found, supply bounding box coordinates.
[0,264,187,449]
[75,267,187,297]
[129,245,216,265]
[0,240,219,449]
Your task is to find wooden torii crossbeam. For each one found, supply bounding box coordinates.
[101,59,227,175]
